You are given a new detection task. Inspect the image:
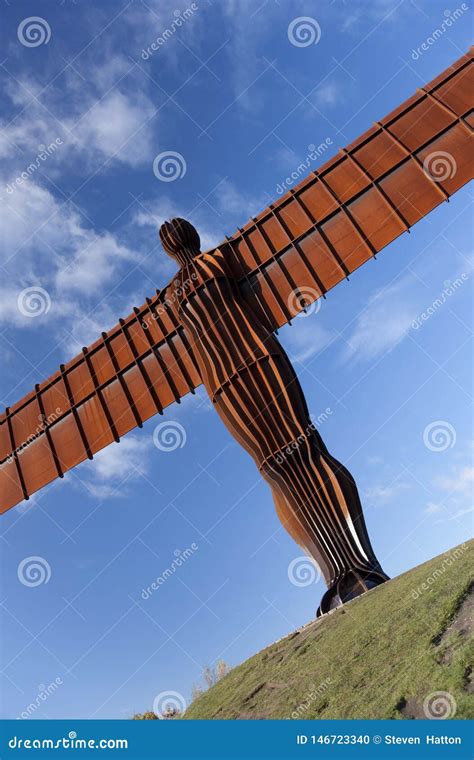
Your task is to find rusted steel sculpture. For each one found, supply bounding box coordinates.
[161,218,389,614]
[1,49,472,614]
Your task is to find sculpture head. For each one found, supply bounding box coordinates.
[159,218,201,266]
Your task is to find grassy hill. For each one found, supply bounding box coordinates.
[185,541,473,720]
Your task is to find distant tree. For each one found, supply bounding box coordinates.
[192,660,232,700]
[203,665,214,689]
[132,711,157,720]
[191,682,204,701]
[215,659,231,681]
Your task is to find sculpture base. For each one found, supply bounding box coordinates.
[316,569,389,617]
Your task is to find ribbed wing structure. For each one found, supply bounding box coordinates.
[1,49,472,513]
[225,49,473,329]
[0,291,201,512]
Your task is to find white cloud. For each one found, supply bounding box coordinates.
[437,466,474,495]
[0,57,156,172]
[431,456,474,523]
[313,83,339,108]
[93,436,149,480]
[282,319,336,364]
[72,90,155,168]
[0,180,139,334]
[343,277,420,362]
[364,480,410,506]
[77,435,151,501]
[55,231,137,294]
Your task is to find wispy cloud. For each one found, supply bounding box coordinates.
[437,465,474,496]
[343,277,420,363]
[282,319,336,364]
[77,435,151,500]
[0,180,140,329]
[364,479,410,507]
[0,54,156,172]
[430,454,474,523]
[313,82,339,108]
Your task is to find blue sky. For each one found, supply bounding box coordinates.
[0,0,472,720]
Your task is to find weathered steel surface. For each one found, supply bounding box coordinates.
[0,49,472,516]
[162,218,389,614]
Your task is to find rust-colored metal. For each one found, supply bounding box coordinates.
[1,49,472,612]
[161,217,390,614]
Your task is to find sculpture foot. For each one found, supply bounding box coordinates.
[316,569,389,617]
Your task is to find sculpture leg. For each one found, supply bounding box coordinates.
[211,355,388,615]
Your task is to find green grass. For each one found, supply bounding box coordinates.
[184,541,473,720]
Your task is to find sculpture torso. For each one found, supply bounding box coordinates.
[171,250,280,395]
[160,220,388,615]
